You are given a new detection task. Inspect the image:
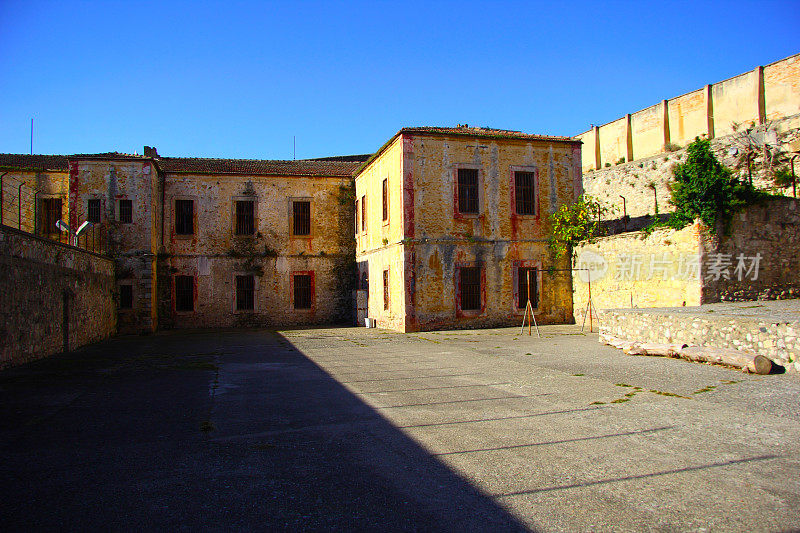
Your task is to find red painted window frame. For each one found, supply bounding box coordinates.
[509,166,540,219]
[453,165,482,218]
[512,260,542,314]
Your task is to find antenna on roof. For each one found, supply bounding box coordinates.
[293,136,296,161]
[30,118,33,155]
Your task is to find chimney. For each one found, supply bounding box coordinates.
[143,146,159,157]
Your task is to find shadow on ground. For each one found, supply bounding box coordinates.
[0,329,529,531]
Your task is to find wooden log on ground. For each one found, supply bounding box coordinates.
[679,346,774,374]
[639,343,688,357]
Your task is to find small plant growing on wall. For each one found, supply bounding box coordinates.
[616,157,626,165]
[664,142,681,152]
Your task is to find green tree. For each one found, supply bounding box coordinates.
[668,137,763,233]
[548,195,604,258]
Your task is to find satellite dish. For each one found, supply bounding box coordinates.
[76,221,93,236]
[56,220,71,233]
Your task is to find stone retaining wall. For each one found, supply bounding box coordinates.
[0,225,116,368]
[600,306,799,371]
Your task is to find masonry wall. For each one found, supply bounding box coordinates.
[71,159,160,333]
[573,198,800,319]
[577,53,800,172]
[583,115,800,219]
[162,171,354,328]
[0,170,69,234]
[356,133,581,332]
[704,197,800,302]
[355,136,409,330]
[0,226,116,368]
[573,223,704,321]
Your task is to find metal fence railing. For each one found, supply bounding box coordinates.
[0,173,108,255]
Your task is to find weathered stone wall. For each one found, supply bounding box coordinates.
[583,115,800,218]
[71,158,160,333]
[162,171,354,328]
[0,170,69,234]
[576,53,800,172]
[573,223,704,321]
[0,226,116,368]
[356,132,580,332]
[573,198,800,320]
[704,197,800,302]
[599,305,799,369]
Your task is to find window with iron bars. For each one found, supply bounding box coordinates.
[236,275,255,311]
[355,198,361,234]
[119,199,133,223]
[459,266,481,311]
[293,274,312,310]
[39,198,62,234]
[517,267,539,309]
[235,200,255,235]
[515,171,536,215]
[175,275,194,312]
[175,199,194,235]
[457,169,479,214]
[292,200,311,236]
[87,199,102,223]
[360,195,366,232]
[382,178,388,222]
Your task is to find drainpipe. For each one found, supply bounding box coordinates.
[791,154,799,199]
[619,195,627,230]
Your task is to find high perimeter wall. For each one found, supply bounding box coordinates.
[576,53,800,172]
[0,226,117,368]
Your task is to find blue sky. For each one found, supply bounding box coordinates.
[1,0,798,160]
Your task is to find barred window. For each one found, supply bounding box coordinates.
[236,275,255,311]
[360,195,366,232]
[515,171,536,215]
[382,178,388,221]
[355,198,361,234]
[292,200,311,236]
[460,267,481,311]
[175,200,194,235]
[175,275,194,312]
[119,284,133,309]
[87,199,101,223]
[383,269,389,310]
[294,274,312,310]
[235,200,255,235]
[457,169,479,214]
[119,199,133,223]
[518,267,539,309]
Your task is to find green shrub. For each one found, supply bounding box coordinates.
[667,137,768,233]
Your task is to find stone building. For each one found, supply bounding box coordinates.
[2,125,583,335]
[354,126,583,332]
[1,151,366,333]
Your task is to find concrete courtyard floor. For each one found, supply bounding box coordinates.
[1,325,799,532]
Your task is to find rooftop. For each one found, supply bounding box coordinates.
[0,154,70,172]
[0,152,372,177]
[400,125,578,143]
